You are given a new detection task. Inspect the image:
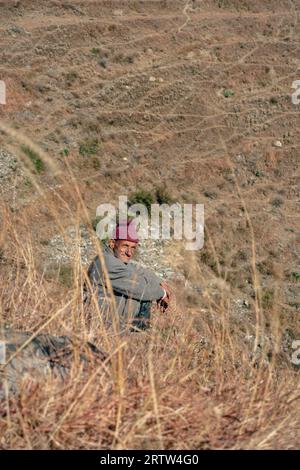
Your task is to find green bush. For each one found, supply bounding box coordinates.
[79,139,99,156]
[262,289,274,309]
[21,145,45,173]
[128,187,173,213]
[60,148,69,157]
[66,71,78,84]
[155,187,173,205]
[58,265,73,288]
[128,190,155,213]
[223,89,234,98]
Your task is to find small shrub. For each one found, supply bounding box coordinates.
[21,145,45,173]
[91,216,101,232]
[60,148,69,157]
[128,190,155,213]
[108,24,117,32]
[262,289,274,309]
[200,249,218,274]
[79,139,99,156]
[257,260,273,276]
[91,156,101,170]
[24,178,32,188]
[155,187,173,205]
[66,71,78,84]
[271,197,284,208]
[223,89,234,98]
[58,265,73,288]
[126,54,135,64]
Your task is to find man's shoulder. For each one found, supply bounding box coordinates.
[89,246,127,272]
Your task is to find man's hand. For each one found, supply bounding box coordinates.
[161,282,172,300]
[157,282,172,312]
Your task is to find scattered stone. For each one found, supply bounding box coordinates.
[273,140,283,148]
[113,9,123,16]
[0,149,18,179]
[135,239,182,280]
[46,225,94,265]
[186,51,195,59]
[7,25,26,35]
[47,68,59,79]
[149,76,156,82]
[234,298,251,315]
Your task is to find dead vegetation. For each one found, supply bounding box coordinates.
[0,0,299,449]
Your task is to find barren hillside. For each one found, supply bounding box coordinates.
[0,0,299,450]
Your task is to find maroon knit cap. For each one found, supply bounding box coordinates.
[113,220,139,243]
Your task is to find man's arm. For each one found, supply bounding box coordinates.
[108,262,165,301]
[88,255,165,302]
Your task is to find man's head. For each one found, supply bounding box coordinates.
[109,239,138,263]
[109,220,139,264]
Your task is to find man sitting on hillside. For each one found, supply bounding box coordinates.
[86,220,171,333]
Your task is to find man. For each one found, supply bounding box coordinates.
[86,220,171,333]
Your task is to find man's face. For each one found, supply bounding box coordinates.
[109,239,138,264]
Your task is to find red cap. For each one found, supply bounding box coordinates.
[113,220,139,243]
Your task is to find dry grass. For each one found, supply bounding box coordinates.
[0,0,299,447]
[0,133,299,450]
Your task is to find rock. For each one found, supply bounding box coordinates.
[135,239,183,280]
[0,149,18,179]
[149,76,156,82]
[186,51,195,59]
[46,225,94,265]
[47,68,59,79]
[47,226,183,283]
[285,285,300,308]
[273,140,283,148]
[7,25,26,35]
[0,329,107,398]
[113,9,123,16]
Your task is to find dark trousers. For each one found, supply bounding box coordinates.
[131,301,151,331]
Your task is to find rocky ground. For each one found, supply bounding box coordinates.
[0,0,299,387]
